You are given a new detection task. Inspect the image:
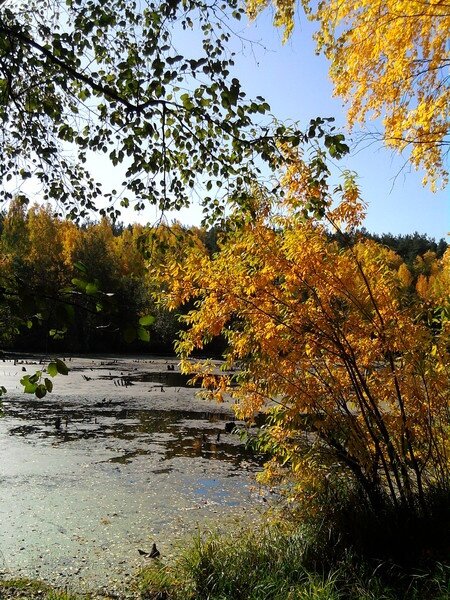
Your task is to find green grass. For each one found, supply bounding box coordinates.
[138,481,450,599]
[0,578,79,599]
[1,531,448,600]
[137,524,450,600]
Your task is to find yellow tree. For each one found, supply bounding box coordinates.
[26,204,66,290]
[0,197,31,345]
[1,196,30,260]
[429,247,450,306]
[158,159,449,515]
[60,219,82,270]
[247,0,450,189]
[111,225,147,279]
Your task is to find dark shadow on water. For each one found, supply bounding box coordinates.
[98,371,200,387]
[3,400,262,471]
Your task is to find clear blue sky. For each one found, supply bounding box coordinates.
[145,10,448,240]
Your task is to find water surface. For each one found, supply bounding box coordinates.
[0,356,265,591]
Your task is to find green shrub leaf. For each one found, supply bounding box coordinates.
[55,358,69,376]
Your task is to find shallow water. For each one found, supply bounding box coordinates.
[0,356,265,592]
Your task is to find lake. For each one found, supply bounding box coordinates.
[0,356,265,592]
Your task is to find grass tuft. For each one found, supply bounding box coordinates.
[138,522,450,600]
[0,578,79,599]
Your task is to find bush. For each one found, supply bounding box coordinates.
[286,481,450,570]
[161,186,450,520]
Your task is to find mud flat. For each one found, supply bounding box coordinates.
[0,355,266,592]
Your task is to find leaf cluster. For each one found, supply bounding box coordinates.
[247,0,450,189]
[158,159,450,515]
[20,358,67,398]
[0,0,312,221]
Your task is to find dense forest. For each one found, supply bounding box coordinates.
[0,198,447,356]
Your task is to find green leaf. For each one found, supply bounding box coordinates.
[85,282,99,295]
[20,375,30,387]
[49,328,67,340]
[47,362,58,377]
[180,93,194,110]
[44,378,53,393]
[78,89,91,101]
[29,372,41,384]
[72,277,88,290]
[74,261,88,273]
[55,359,69,376]
[138,315,155,326]
[21,377,37,394]
[35,384,47,399]
[137,327,150,342]
[24,383,37,394]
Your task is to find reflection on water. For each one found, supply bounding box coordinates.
[99,371,198,387]
[5,401,255,467]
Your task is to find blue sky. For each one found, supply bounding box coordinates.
[15,7,443,239]
[149,9,449,240]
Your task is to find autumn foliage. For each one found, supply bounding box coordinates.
[160,158,450,514]
[0,201,162,351]
[247,0,450,189]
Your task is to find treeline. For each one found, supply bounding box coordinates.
[332,228,448,266]
[0,199,185,354]
[0,199,447,354]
